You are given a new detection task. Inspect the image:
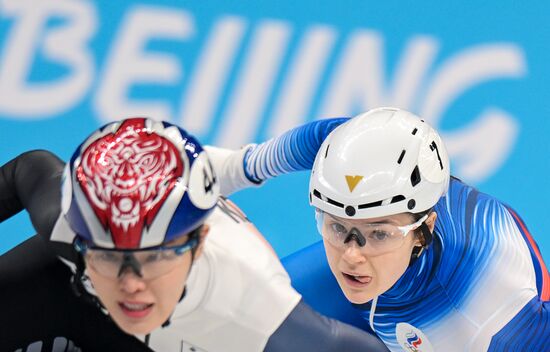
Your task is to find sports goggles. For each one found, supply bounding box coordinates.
[316,210,427,256]
[74,236,199,280]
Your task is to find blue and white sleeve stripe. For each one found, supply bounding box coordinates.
[244,118,349,182]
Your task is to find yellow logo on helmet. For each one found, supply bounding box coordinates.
[345,175,363,193]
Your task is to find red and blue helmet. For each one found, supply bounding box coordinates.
[61,118,220,249]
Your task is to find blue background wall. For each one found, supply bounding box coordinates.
[1,0,549,261]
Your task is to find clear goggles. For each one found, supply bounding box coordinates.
[315,209,427,256]
[74,235,199,280]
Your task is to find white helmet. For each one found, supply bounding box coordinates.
[309,107,450,219]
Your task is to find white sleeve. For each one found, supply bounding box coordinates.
[203,145,263,196]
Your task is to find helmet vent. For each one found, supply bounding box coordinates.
[410,165,421,187]
[397,150,406,164]
[313,189,322,199]
[358,200,383,209]
[412,128,418,135]
[324,144,330,158]
[327,197,344,208]
[391,195,405,203]
[352,194,405,211]
[314,189,344,208]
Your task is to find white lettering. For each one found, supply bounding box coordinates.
[178,16,246,136]
[318,32,438,117]
[216,20,291,147]
[419,44,526,125]
[318,30,384,117]
[94,6,194,122]
[0,0,95,117]
[387,36,438,109]
[419,44,525,181]
[316,34,524,181]
[443,109,518,182]
[268,25,337,137]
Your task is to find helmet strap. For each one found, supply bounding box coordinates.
[408,222,433,266]
[70,252,86,298]
[71,250,106,310]
[419,222,433,247]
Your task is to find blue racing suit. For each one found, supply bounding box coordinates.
[244,117,550,352]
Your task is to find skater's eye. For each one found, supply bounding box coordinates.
[330,223,348,236]
[95,251,119,263]
[366,230,391,242]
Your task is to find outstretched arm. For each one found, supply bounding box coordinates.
[206,117,349,195]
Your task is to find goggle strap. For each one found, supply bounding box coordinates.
[419,222,433,247]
